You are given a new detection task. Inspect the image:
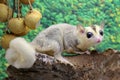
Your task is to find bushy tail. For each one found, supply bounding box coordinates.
[5,37,36,68]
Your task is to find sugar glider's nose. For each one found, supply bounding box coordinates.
[97,38,101,43]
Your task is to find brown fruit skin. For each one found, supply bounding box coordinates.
[15,26,30,36]
[20,0,35,4]
[1,34,16,49]
[0,0,7,4]
[0,3,12,22]
[8,18,26,34]
[25,9,42,29]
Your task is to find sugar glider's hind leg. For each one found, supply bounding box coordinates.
[33,39,56,56]
[53,42,74,66]
[34,39,74,66]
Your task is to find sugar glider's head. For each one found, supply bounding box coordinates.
[77,23,104,48]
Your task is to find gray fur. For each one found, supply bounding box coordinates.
[31,23,103,65]
[31,23,80,65]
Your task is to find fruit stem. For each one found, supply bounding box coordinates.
[0,37,2,46]
[19,2,22,17]
[17,0,20,19]
[28,0,33,11]
[12,0,16,18]
[6,0,10,21]
[5,0,12,34]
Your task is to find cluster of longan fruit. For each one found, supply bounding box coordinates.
[0,0,42,49]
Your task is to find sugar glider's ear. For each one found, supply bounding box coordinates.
[77,24,85,33]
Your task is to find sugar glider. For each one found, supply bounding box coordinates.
[5,23,104,68]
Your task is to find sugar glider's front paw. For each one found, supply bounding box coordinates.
[74,50,90,55]
[85,50,90,54]
[62,60,74,67]
[55,58,74,67]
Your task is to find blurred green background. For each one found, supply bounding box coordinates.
[0,0,120,79]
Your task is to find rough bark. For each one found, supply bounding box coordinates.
[4,49,120,80]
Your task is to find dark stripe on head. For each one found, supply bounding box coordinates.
[91,25,96,32]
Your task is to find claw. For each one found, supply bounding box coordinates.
[58,59,74,67]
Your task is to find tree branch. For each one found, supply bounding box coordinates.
[4,49,120,80]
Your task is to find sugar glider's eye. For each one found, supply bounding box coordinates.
[87,32,93,38]
[99,30,103,36]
